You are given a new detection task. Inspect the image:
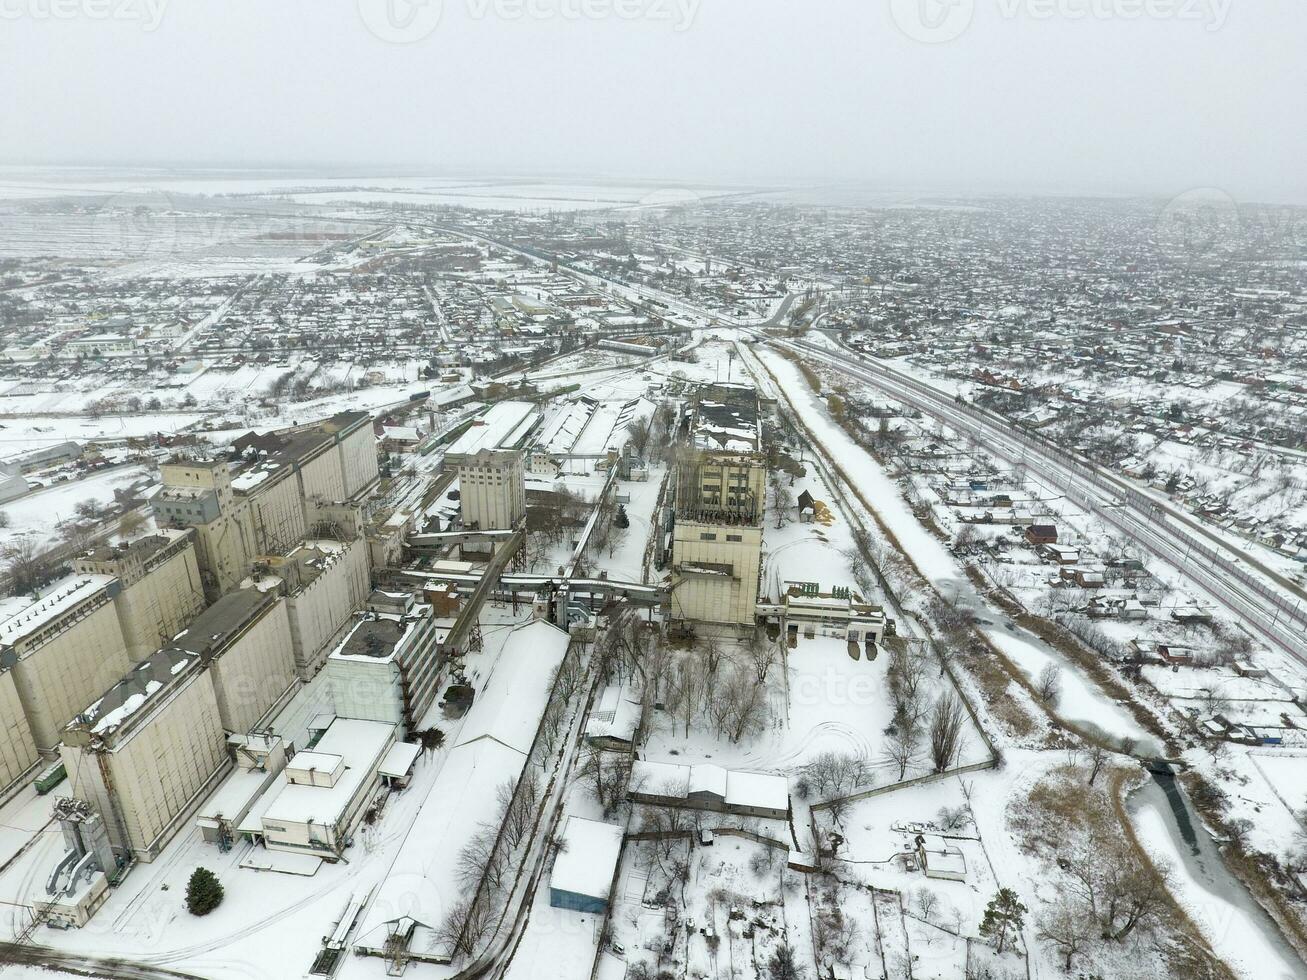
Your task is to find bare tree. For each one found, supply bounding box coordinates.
[699,635,729,676]
[723,669,769,743]
[915,888,939,923]
[2,536,51,595]
[746,627,778,684]
[1085,744,1109,786]
[626,414,653,459]
[769,474,794,529]
[1038,899,1095,971]
[802,751,872,798]
[1037,663,1063,706]
[928,691,967,773]
[883,725,920,781]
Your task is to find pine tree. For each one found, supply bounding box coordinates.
[767,942,800,980]
[186,866,224,916]
[979,887,1026,954]
[614,505,629,529]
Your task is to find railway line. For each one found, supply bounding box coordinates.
[771,334,1307,669]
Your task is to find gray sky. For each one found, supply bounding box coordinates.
[2,0,1304,201]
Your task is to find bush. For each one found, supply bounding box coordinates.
[185,867,224,916]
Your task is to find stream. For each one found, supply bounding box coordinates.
[1128,771,1307,980]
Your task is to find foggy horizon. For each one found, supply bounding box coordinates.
[3,0,1304,204]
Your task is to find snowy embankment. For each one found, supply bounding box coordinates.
[752,346,1162,749]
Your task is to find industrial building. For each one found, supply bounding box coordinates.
[0,574,132,755]
[165,588,297,736]
[195,734,287,849]
[73,530,206,663]
[1,534,213,800]
[443,400,539,537]
[154,412,380,599]
[322,591,444,735]
[61,649,230,862]
[669,384,766,625]
[247,717,397,861]
[255,537,371,679]
[0,667,39,802]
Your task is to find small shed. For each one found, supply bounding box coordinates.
[549,817,624,914]
[1026,524,1058,546]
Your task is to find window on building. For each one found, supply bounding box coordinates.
[699,532,717,541]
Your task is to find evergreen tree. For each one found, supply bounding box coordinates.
[186,867,224,916]
[614,505,629,529]
[979,887,1026,954]
[767,942,800,980]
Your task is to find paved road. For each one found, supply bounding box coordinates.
[0,943,208,979]
[776,334,1307,669]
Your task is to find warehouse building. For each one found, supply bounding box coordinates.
[629,760,790,821]
[353,619,571,965]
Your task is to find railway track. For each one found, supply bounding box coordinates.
[770,334,1307,669]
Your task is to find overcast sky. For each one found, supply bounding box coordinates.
[2,0,1304,202]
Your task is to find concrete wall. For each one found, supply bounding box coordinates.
[248,472,307,557]
[12,601,131,752]
[325,656,404,728]
[337,422,380,501]
[298,446,346,504]
[207,599,296,734]
[113,543,206,663]
[190,507,257,600]
[0,669,39,795]
[285,540,371,679]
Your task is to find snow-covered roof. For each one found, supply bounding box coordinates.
[631,761,789,814]
[445,400,540,457]
[379,740,421,779]
[455,620,571,755]
[726,770,791,813]
[259,719,394,828]
[355,619,570,956]
[550,817,623,902]
[0,574,116,649]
